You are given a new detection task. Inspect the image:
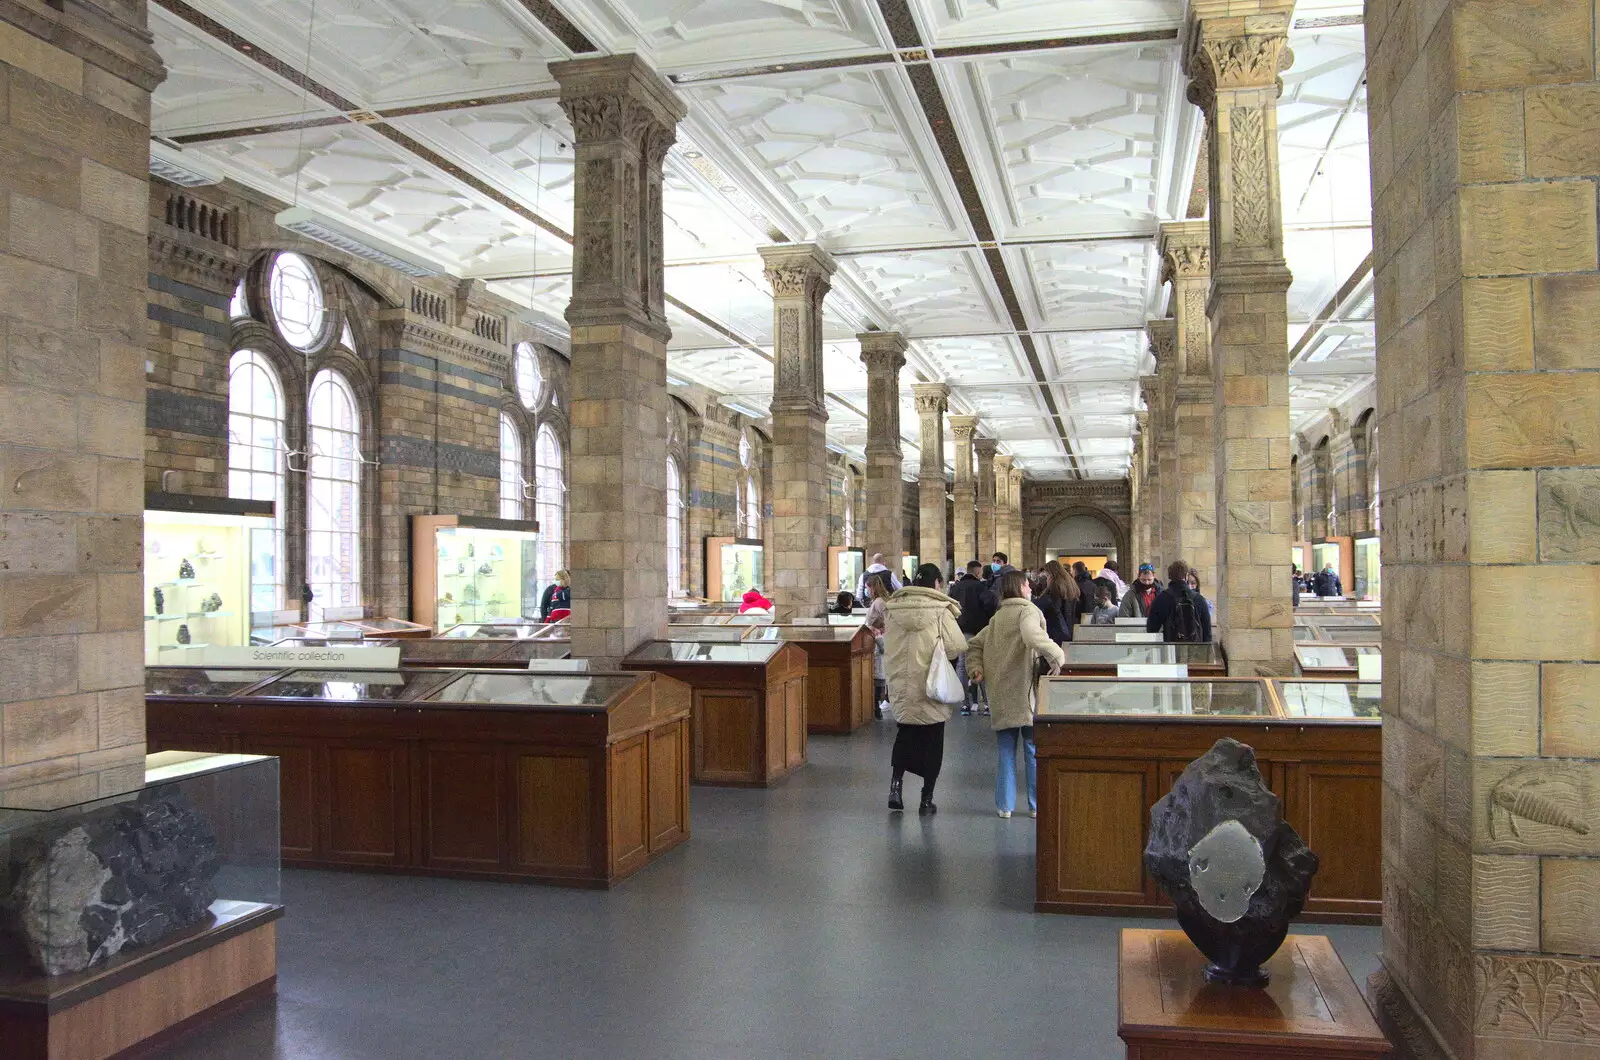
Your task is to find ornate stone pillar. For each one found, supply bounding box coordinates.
[1184,0,1296,675]
[994,455,1015,564]
[1160,220,1218,583]
[1134,408,1158,565]
[552,55,685,663]
[858,331,907,572]
[1008,466,1025,565]
[949,414,978,566]
[758,244,836,620]
[912,382,950,575]
[1144,321,1181,570]
[975,437,999,560]
[1365,2,1600,1054]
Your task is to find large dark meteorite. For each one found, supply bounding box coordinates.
[4,786,222,976]
[1144,738,1318,987]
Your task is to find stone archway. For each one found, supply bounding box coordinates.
[1032,505,1130,571]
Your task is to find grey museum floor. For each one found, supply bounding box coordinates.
[161,718,1380,1060]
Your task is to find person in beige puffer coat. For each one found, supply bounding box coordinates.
[882,563,967,815]
[965,569,1064,818]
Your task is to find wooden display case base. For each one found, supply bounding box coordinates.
[0,901,281,1060]
[1118,929,1390,1060]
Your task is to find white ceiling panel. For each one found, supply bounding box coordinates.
[586,0,883,72]
[1021,242,1156,330]
[1280,28,1369,227]
[844,249,1006,336]
[150,6,319,136]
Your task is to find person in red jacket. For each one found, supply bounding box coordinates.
[739,588,774,614]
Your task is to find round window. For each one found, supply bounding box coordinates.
[268,252,326,351]
[514,342,543,410]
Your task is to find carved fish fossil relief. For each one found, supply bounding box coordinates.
[1489,767,1591,840]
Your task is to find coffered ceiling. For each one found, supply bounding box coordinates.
[149,0,1371,481]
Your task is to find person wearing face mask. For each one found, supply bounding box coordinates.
[983,551,1015,588]
[1117,562,1164,618]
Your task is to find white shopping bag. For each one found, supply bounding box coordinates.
[924,635,965,704]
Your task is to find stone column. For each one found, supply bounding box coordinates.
[552,55,685,663]
[759,244,835,619]
[1008,466,1025,565]
[949,415,978,566]
[1365,1,1600,1055]
[1160,220,1219,583]
[858,331,907,571]
[1143,323,1181,570]
[993,455,1015,564]
[974,438,999,560]
[912,382,949,576]
[0,2,164,799]
[1134,409,1157,564]
[1184,0,1296,675]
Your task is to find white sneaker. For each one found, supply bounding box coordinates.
[996,810,1012,819]
[1028,810,1037,818]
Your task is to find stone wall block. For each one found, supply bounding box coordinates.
[1472,855,1541,950]
[1541,662,1600,756]
[1473,758,1600,857]
[1532,273,1600,369]
[1465,469,1538,562]
[1,692,97,766]
[1462,276,1534,371]
[1541,858,1600,956]
[1524,82,1600,177]
[1453,0,1595,92]
[1459,181,1598,277]
[1466,372,1600,468]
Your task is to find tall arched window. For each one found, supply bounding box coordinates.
[666,457,684,597]
[227,350,285,610]
[535,425,565,590]
[307,370,361,618]
[499,413,524,520]
[843,473,855,547]
[739,430,759,538]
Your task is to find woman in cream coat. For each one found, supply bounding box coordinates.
[965,569,1064,818]
[883,563,967,815]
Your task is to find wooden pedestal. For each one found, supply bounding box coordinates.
[1118,929,1390,1059]
[790,628,874,735]
[0,902,280,1060]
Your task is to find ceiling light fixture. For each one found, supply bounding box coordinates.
[149,141,224,187]
[275,207,441,278]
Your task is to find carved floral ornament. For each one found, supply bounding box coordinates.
[1163,242,1211,283]
[913,386,949,416]
[1186,32,1294,111]
[950,421,977,441]
[764,263,832,300]
[559,94,679,152]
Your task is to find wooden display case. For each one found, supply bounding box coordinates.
[622,640,808,787]
[412,514,541,631]
[145,666,690,888]
[1310,536,1354,598]
[1033,677,1380,924]
[827,546,865,597]
[703,536,765,602]
[749,625,875,735]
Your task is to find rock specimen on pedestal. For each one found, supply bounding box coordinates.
[4,787,222,976]
[1144,738,1318,986]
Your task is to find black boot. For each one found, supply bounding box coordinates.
[918,782,937,815]
[888,772,904,812]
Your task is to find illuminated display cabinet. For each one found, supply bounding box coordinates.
[411,514,541,631]
[143,494,274,665]
[703,536,766,602]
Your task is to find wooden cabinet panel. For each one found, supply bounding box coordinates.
[784,676,807,771]
[852,653,874,729]
[648,720,688,852]
[514,752,592,873]
[1040,761,1152,908]
[323,744,407,865]
[609,734,649,876]
[695,690,760,783]
[1292,763,1382,911]
[238,738,316,860]
[806,664,843,733]
[420,746,506,871]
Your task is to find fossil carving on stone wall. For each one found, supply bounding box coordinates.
[1229,106,1271,249]
[1489,766,1592,840]
[1476,954,1600,1043]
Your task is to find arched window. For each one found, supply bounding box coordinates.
[307,369,361,618]
[666,457,684,597]
[227,350,285,610]
[535,425,565,590]
[268,253,326,351]
[499,413,524,520]
[514,342,542,410]
[843,473,855,547]
[745,474,759,538]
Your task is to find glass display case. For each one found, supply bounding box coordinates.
[1353,533,1380,602]
[1294,644,1380,675]
[144,498,274,665]
[0,751,280,983]
[427,671,639,707]
[666,624,747,642]
[412,514,541,631]
[1059,642,1225,674]
[1038,678,1274,718]
[244,668,451,702]
[438,620,545,639]
[830,546,865,597]
[704,537,765,602]
[145,667,278,699]
[625,641,784,664]
[1275,680,1382,719]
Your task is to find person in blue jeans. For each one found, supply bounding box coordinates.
[963,570,1065,817]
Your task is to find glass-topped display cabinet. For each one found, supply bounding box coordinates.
[145,666,279,699]
[411,514,541,631]
[828,546,865,598]
[624,638,808,786]
[1352,532,1380,603]
[439,620,545,639]
[398,637,571,668]
[144,495,275,665]
[666,624,747,642]
[1294,643,1380,676]
[145,668,691,889]
[752,625,876,733]
[1275,680,1382,719]
[1058,642,1226,676]
[0,751,281,990]
[704,536,765,602]
[1033,676,1380,924]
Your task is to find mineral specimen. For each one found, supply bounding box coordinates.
[1144,738,1319,986]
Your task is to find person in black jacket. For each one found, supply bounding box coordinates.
[1036,560,1081,644]
[538,569,570,621]
[1313,564,1343,597]
[1144,560,1212,643]
[1070,561,1098,611]
[949,560,996,716]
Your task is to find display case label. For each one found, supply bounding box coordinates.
[201,645,402,669]
[1115,631,1163,643]
[1357,653,1383,682]
[1118,663,1188,679]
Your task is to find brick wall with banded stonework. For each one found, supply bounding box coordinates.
[683,408,768,599]
[0,5,164,796]
[1365,1,1600,1056]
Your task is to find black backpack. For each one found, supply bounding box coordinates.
[1164,588,1205,643]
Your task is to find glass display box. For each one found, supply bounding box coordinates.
[0,751,281,981]
[144,495,275,665]
[1275,680,1382,719]
[439,620,546,639]
[754,625,876,733]
[412,514,541,631]
[1294,643,1380,676]
[1039,678,1271,717]
[828,546,865,597]
[1352,532,1380,603]
[1310,537,1353,598]
[666,624,747,642]
[1058,642,1226,675]
[429,671,638,707]
[704,537,765,602]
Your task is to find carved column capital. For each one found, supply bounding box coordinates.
[857,330,909,375]
[948,414,979,443]
[859,331,907,458]
[1183,7,1294,114]
[1159,219,1213,284]
[760,243,836,417]
[912,381,950,416]
[1146,319,1179,374]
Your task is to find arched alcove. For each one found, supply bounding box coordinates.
[1036,505,1128,570]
